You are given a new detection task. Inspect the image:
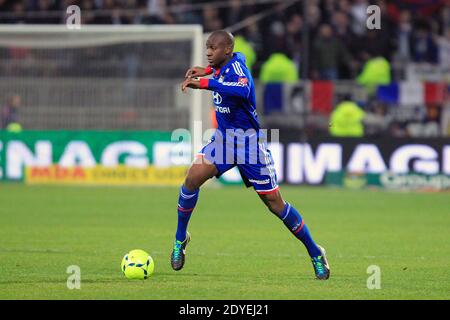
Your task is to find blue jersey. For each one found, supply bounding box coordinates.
[201,52,260,135]
[199,53,279,194]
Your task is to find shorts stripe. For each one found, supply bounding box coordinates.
[259,142,276,189]
[256,186,279,195]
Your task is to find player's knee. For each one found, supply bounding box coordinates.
[184,170,211,190]
[184,175,201,191]
[262,194,285,216]
[267,201,284,216]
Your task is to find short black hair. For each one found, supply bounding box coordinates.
[209,30,234,49]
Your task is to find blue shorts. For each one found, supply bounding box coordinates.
[198,131,279,194]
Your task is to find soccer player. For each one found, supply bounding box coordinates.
[171,30,330,280]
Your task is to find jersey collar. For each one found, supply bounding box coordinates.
[214,54,238,78]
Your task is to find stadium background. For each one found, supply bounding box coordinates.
[0,0,449,300]
[0,0,449,189]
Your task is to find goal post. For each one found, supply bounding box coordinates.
[0,24,205,150]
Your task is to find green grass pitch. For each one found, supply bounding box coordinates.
[0,184,449,300]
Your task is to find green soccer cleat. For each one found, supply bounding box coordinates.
[311,245,330,280]
[171,232,191,271]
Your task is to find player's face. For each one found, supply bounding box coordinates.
[205,36,232,68]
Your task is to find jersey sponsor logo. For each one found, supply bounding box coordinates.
[212,91,222,104]
[222,81,246,87]
[215,105,230,114]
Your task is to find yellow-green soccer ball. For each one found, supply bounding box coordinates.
[121,249,154,280]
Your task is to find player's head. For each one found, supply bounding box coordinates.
[206,30,234,68]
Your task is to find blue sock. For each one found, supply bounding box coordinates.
[279,202,321,258]
[176,185,199,242]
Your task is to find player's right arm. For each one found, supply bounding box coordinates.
[185,65,213,78]
[181,74,250,99]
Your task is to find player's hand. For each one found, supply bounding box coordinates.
[185,67,207,79]
[181,78,201,92]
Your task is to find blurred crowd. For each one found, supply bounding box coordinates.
[0,0,449,137]
[0,0,448,79]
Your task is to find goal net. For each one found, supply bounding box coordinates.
[0,25,203,133]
